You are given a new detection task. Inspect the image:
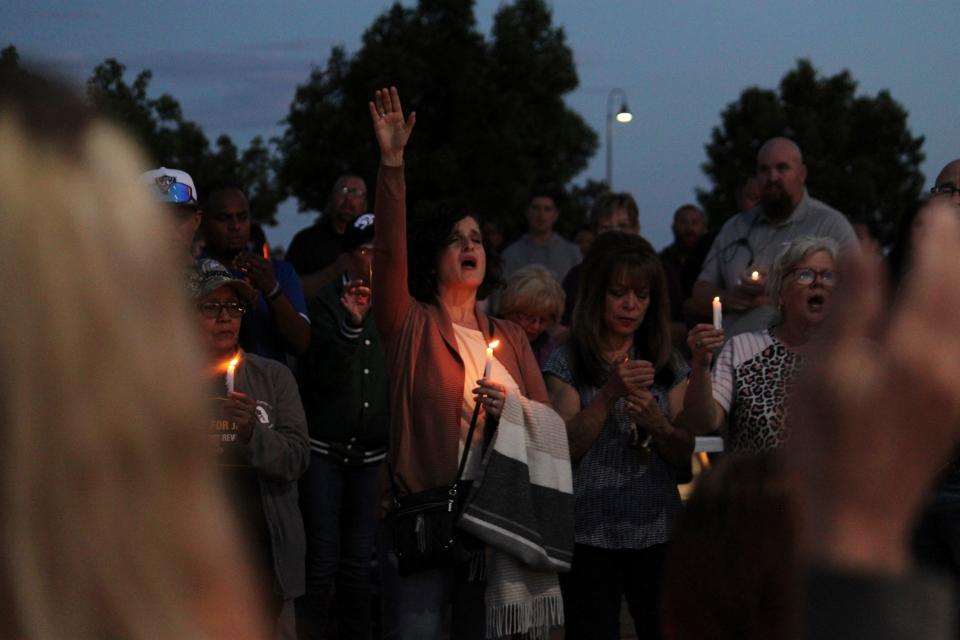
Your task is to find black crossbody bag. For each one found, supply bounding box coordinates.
[386,319,493,576]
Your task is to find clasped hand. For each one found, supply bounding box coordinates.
[624,389,669,435]
[606,359,655,399]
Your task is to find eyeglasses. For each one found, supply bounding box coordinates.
[787,268,837,286]
[930,183,960,199]
[338,187,367,199]
[197,301,247,318]
[512,311,554,327]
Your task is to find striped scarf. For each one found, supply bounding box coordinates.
[459,391,574,638]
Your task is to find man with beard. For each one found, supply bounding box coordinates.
[690,137,856,337]
[286,175,368,299]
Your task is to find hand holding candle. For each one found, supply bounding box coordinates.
[712,296,722,330]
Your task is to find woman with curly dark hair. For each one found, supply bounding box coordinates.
[369,87,570,639]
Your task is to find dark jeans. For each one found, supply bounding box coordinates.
[559,542,670,640]
[296,454,380,640]
[377,517,485,640]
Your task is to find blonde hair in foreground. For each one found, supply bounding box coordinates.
[0,82,264,638]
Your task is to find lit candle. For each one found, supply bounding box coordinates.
[712,296,722,330]
[750,270,760,281]
[226,354,240,394]
[483,340,500,379]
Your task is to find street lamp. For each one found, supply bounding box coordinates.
[606,88,633,187]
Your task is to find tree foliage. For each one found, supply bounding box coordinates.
[698,59,925,241]
[278,0,598,238]
[3,45,284,224]
[86,58,283,223]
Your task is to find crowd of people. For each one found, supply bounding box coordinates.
[4,67,960,640]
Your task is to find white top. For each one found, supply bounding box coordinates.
[452,324,520,480]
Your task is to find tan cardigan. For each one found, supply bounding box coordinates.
[373,164,549,513]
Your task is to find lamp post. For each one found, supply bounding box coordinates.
[606,88,633,187]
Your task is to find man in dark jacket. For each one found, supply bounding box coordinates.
[295,214,389,639]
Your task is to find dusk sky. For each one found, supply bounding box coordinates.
[8,0,960,250]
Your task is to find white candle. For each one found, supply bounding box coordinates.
[712,296,722,330]
[483,340,500,379]
[226,354,240,394]
[750,270,760,281]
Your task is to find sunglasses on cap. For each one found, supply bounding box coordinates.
[158,181,195,204]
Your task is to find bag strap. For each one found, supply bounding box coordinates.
[388,316,496,505]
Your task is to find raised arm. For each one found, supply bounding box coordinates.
[369,86,417,339]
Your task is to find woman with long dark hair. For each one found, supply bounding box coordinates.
[544,232,702,639]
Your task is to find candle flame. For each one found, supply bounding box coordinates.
[750,270,760,281]
[214,353,241,374]
[488,339,500,350]
[713,296,720,303]
[262,243,270,259]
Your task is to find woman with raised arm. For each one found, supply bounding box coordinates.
[369,87,569,639]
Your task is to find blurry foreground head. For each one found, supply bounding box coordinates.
[663,454,800,640]
[0,69,263,638]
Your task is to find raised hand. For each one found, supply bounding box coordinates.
[369,86,416,167]
[341,280,372,326]
[234,252,277,295]
[788,200,960,574]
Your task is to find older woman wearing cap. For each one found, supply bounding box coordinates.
[685,235,840,452]
[295,214,390,639]
[188,258,310,626]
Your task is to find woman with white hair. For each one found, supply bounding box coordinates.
[686,235,840,452]
[498,264,566,368]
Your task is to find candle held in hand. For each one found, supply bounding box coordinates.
[750,270,760,281]
[226,354,240,394]
[712,296,722,330]
[483,340,500,379]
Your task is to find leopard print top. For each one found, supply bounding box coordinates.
[713,329,803,453]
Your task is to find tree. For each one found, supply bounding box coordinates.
[278,0,597,238]
[87,58,284,223]
[698,59,925,241]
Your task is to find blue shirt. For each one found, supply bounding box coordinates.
[543,344,688,550]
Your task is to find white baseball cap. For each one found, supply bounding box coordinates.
[141,167,199,207]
